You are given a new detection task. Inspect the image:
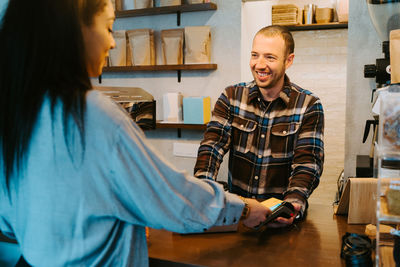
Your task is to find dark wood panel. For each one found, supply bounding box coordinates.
[116,3,217,18]
[103,64,217,72]
[148,203,366,267]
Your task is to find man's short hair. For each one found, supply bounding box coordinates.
[255,25,295,56]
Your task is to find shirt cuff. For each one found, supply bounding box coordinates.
[284,196,307,219]
[214,191,244,226]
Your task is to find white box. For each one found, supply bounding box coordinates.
[163,93,183,122]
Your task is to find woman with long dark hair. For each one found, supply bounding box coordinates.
[0,0,269,265]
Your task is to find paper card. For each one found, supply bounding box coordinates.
[261,197,283,211]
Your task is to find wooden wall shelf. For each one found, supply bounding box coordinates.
[155,121,207,137]
[102,64,217,82]
[115,3,217,26]
[285,22,348,31]
[103,64,217,72]
[156,122,206,130]
[115,3,217,18]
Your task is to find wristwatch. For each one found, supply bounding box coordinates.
[240,197,250,220]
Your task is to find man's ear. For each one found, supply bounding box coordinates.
[285,53,295,69]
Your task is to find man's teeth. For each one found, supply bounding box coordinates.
[258,72,270,77]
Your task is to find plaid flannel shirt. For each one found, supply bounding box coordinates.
[194,76,324,205]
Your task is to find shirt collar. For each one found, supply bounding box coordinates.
[247,75,292,106]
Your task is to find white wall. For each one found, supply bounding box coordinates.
[289,29,347,204]
[344,1,382,178]
[240,1,272,82]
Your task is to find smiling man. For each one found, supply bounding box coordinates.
[194,25,325,226]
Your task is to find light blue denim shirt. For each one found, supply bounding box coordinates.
[0,90,243,266]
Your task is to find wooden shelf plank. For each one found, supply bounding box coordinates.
[103,64,217,72]
[156,121,207,130]
[115,3,217,18]
[285,22,348,31]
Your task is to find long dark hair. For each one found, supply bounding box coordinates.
[0,0,106,190]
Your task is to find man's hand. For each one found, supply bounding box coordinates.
[241,198,271,228]
[264,202,301,228]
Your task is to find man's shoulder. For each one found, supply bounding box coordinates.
[224,81,254,97]
[290,83,321,101]
[219,82,258,108]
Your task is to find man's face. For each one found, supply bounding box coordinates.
[249,34,293,91]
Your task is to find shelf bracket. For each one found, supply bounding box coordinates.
[177,70,181,83]
[177,11,181,26]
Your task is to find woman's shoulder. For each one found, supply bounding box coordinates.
[85,89,145,141]
[86,90,130,126]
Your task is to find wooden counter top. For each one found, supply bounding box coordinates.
[148,204,367,267]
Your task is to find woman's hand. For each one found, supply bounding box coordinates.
[241,198,271,228]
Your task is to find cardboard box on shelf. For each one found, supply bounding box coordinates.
[272,4,299,26]
[183,96,210,124]
[337,0,348,22]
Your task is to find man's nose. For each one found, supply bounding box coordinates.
[255,57,267,69]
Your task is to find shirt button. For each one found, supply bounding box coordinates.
[261,134,265,138]
[283,130,287,134]
[254,176,259,180]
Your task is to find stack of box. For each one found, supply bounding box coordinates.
[183,96,211,125]
[272,4,299,26]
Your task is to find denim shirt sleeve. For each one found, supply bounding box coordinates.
[108,116,244,233]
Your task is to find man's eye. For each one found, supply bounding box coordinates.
[108,28,113,33]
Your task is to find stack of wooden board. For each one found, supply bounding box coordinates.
[272,4,299,25]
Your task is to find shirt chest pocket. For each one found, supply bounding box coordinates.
[270,122,300,158]
[231,116,257,154]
